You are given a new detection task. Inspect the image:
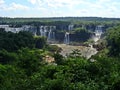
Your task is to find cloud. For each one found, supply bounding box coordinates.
[28,0,85,8]
[28,0,37,5]
[0,0,4,10]
[1,0,120,17]
[0,0,4,5]
[1,2,30,11]
[10,2,30,10]
[26,0,120,17]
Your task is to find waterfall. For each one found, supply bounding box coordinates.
[44,29,47,37]
[47,29,52,41]
[52,32,55,40]
[40,26,44,36]
[68,25,74,32]
[43,26,47,37]
[92,25,103,42]
[40,26,47,37]
[64,32,70,44]
[34,31,37,36]
[47,26,55,42]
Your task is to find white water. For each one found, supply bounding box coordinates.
[64,32,70,44]
[92,25,103,43]
[68,25,74,31]
[47,26,56,43]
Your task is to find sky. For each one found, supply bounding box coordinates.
[0,0,120,18]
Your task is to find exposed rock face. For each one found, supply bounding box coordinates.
[44,55,55,63]
[51,44,98,59]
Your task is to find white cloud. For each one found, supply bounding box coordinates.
[1,0,120,17]
[1,2,30,11]
[28,0,85,8]
[0,0,4,5]
[10,2,29,10]
[0,0,4,10]
[28,0,37,5]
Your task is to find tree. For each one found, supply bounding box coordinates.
[0,49,18,64]
[0,64,25,90]
[71,28,91,42]
[16,48,43,76]
[53,52,63,65]
[69,49,81,58]
[0,30,34,52]
[34,36,47,49]
[106,26,120,57]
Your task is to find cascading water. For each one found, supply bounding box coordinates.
[40,26,47,37]
[53,26,56,31]
[47,29,52,41]
[52,32,55,40]
[68,25,74,31]
[47,26,56,42]
[92,25,103,42]
[34,31,37,36]
[64,32,70,44]
[44,29,47,37]
[40,26,44,36]
[43,26,47,37]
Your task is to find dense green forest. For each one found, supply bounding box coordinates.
[1,17,120,28]
[0,18,120,89]
[1,17,120,23]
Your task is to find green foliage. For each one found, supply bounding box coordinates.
[0,30,34,51]
[0,64,26,90]
[0,47,120,90]
[16,48,45,76]
[71,28,91,42]
[0,49,18,64]
[46,45,62,53]
[106,25,120,57]
[74,27,85,32]
[1,17,120,24]
[53,52,64,65]
[34,36,47,49]
[69,49,82,58]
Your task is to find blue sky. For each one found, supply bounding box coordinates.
[0,0,120,17]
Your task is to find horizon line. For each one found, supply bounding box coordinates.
[1,16,120,19]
